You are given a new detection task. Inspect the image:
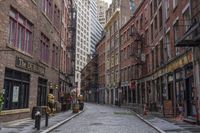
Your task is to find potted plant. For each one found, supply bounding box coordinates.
[0,91,4,112]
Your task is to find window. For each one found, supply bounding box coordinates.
[9,8,33,54]
[173,0,178,9]
[140,14,143,29]
[173,19,179,42]
[150,2,153,19]
[54,5,60,30]
[173,19,180,55]
[159,7,163,29]
[165,0,169,19]
[42,0,53,20]
[183,8,191,33]
[166,32,171,60]
[155,15,158,31]
[151,23,153,41]
[52,44,59,68]
[3,68,30,110]
[160,39,164,65]
[154,0,157,13]
[40,33,49,63]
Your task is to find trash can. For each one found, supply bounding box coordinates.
[32,106,42,119]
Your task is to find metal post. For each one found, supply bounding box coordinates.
[45,112,48,127]
[35,111,41,130]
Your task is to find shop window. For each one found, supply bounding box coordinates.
[9,8,33,54]
[3,68,30,110]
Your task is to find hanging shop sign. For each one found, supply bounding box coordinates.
[163,100,173,116]
[16,57,45,75]
[129,80,136,90]
[166,52,193,72]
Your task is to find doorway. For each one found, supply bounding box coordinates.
[186,76,196,118]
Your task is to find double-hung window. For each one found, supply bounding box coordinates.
[9,8,33,54]
[40,33,49,63]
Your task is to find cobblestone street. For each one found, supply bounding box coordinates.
[51,103,159,133]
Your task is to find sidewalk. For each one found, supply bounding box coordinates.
[0,110,83,133]
[121,105,200,133]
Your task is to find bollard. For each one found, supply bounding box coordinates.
[45,112,48,127]
[35,111,41,130]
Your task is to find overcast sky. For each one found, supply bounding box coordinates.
[103,0,112,5]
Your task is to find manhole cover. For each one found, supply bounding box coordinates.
[113,112,134,115]
[90,123,103,126]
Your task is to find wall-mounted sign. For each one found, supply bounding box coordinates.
[16,57,45,75]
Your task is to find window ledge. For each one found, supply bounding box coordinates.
[39,60,49,67]
[0,108,30,116]
[52,66,59,71]
[31,0,37,6]
[42,12,53,25]
[6,44,33,58]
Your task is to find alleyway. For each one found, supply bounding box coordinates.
[51,103,158,133]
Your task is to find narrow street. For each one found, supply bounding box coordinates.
[51,103,158,133]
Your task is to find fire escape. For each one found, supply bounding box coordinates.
[129,25,146,79]
[66,0,77,87]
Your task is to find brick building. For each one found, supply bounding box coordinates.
[176,0,200,123]
[0,0,74,122]
[119,0,195,120]
[119,0,149,107]
[96,36,106,104]
[81,55,98,103]
[102,0,198,122]
[104,0,134,105]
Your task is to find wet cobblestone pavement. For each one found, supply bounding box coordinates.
[51,103,159,133]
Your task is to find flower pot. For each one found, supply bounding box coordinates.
[72,103,79,113]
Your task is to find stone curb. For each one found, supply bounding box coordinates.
[135,114,166,133]
[41,110,85,133]
[2,118,32,125]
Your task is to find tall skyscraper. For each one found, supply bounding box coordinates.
[75,0,103,93]
[96,0,109,26]
[90,0,103,54]
[75,0,91,92]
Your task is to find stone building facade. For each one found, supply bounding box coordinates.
[81,55,98,103]
[104,0,133,105]
[96,36,106,104]
[0,0,74,122]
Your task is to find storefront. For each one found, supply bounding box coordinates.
[0,57,50,122]
[3,68,30,110]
